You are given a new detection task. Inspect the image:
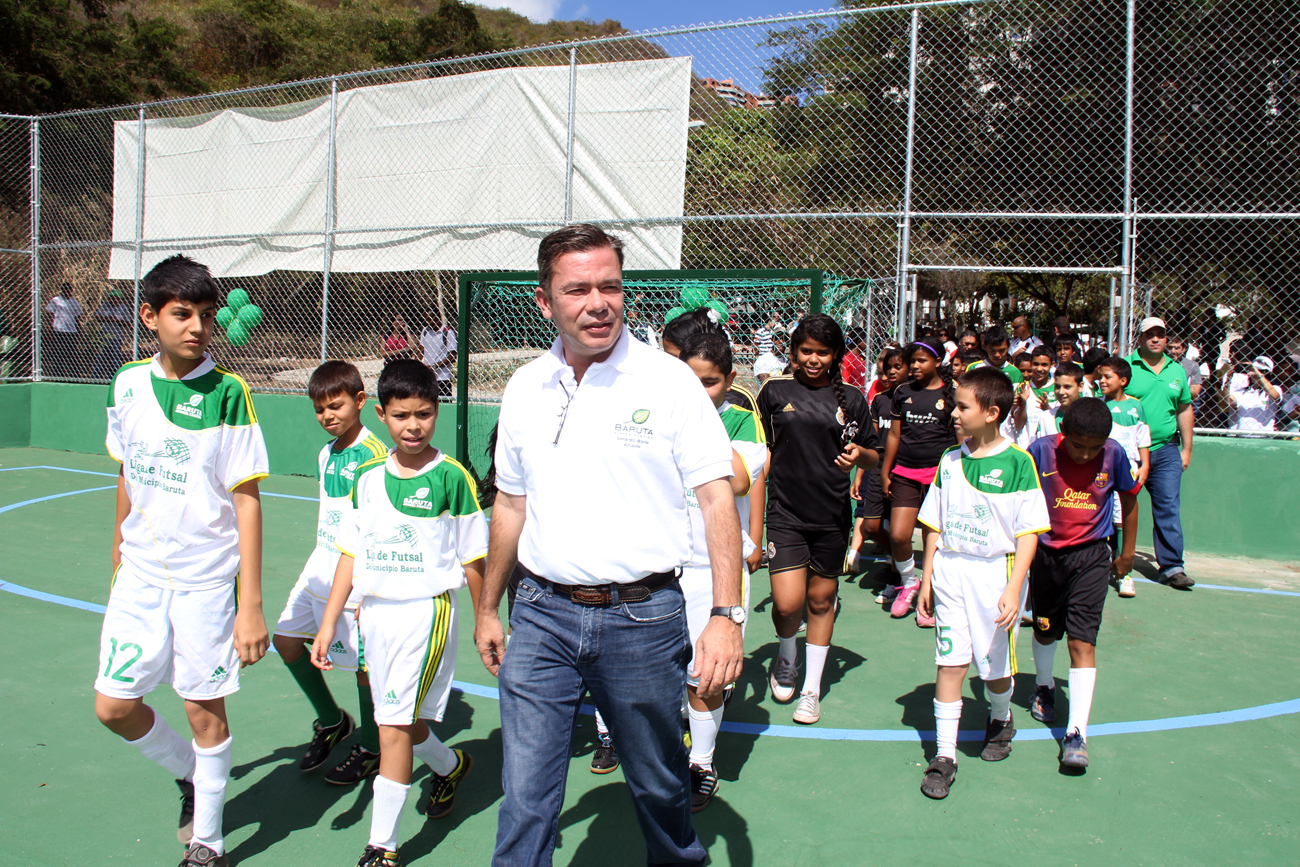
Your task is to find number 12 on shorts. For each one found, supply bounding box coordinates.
[937,626,953,657]
[103,637,142,682]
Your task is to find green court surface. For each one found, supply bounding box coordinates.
[2,447,1297,866]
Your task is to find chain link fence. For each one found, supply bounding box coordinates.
[1,0,1296,440]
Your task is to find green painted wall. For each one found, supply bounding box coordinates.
[2,384,1296,560]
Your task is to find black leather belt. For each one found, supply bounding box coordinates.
[521,566,678,606]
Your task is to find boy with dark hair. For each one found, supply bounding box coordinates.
[1095,357,1150,598]
[675,331,767,809]
[1052,335,1080,371]
[1081,347,1108,397]
[915,366,1049,799]
[1018,362,1084,446]
[1013,351,1033,382]
[966,326,1023,383]
[96,255,269,867]
[273,360,388,783]
[313,358,486,867]
[1027,398,1140,770]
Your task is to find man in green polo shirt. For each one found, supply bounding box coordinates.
[1125,317,1195,589]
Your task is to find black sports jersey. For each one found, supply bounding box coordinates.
[870,389,894,451]
[757,373,873,531]
[726,384,756,413]
[888,380,956,469]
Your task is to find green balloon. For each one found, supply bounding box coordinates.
[226,287,250,311]
[706,298,728,319]
[679,284,710,308]
[664,306,687,324]
[236,304,263,327]
[215,307,235,328]
[227,320,251,347]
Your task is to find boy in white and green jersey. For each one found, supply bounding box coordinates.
[94,256,269,867]
[312,360,486,867]
[273,360,388,784]
[1096,357,1151,598]
[915,367,1049,800]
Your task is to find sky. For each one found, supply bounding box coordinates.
[484,0,833,35]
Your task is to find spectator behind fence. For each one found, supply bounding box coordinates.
[45,282,84,378]
[1167,334,1203,401]
[380,313,414,367]
[420,308,457,400]
[1010,315,1043,357]
[842,327,868,393]
[1227,355,1282,434]
[92,288,133,380]
[1124,317,1194,590]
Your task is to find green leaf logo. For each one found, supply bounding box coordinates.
[632,409,650,424]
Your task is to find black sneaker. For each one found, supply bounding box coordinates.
[299,710,355,772]
[178,842,229,867]
[325,743,381,786]
[690,763,719,812]
[919,756,957,800]
[1029,685,1056,723]
[356,844,402,867]
[980,712,1016,762]
[1166,570,1195,589]
[1060,731,1089,768]
[590,733,619,774]
[176,778,195,844]
[425,749,473,819]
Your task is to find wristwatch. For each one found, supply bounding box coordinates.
[710,605,746,625]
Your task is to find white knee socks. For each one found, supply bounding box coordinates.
[687,705,725,769]
[369,775,411,851]
[1067,668,1097,740]
[802,643,829,697]
[897,557,917,587]
[411,729,458,776]
[934,699,962,761]
[1033,639,1058,688]
[190,736,232,854]
[987,682,1013,722]
[126,711,195,780]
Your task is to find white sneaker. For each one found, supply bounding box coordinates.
[793,691,821,725]
[1118,575,1136,597]
[769,656,799,703]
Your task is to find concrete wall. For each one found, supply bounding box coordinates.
[2,383,1297,561]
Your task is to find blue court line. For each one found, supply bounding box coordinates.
[3,575,1298,743]
[1192,583,1300,598]
[0,486,118,515]
[0,465,316,502]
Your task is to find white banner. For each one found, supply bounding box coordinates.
[110,57,691,278]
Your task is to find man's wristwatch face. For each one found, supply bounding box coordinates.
[712,605,746,625]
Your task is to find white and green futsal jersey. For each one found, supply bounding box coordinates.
[918,439,1051,558]
[685,401,767,566]
[302,428,387,600]
[1106,397,1151,467]
[337,452,488,600]
[106,355,269,589]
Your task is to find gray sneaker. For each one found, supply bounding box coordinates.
[178,843,229,867]
[1060,731,1089,768]
[769,656,799,703]
[1029,685,1056,723]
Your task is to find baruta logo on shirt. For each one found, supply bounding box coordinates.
[341,460,359,481]
[977,467,1005,488]
[403,486,433,511]
[175,393,204,419]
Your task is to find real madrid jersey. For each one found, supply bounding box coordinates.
[685,402,767,567]
[1105,397,1151,466]
[106,355,269,590]
[917,439,1050,559]
[301,428,387,600]
[336,452,488,601]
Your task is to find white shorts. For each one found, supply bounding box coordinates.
[274,577,361,672]
[358,593,457,726]
[682,564,750,689]
[95,566,240,701]
[930,549,1026,681]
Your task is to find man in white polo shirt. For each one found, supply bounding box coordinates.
[419,308,457,400]
[477,224,743,867]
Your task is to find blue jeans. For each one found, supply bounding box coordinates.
[1145,443,1186,576]
[493,575,703,867]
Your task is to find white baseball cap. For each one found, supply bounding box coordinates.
[1252,356,1274,373]
[1138,316,1167,334]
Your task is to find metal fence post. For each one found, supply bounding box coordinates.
[455,273,471,468]
[131,105,147,360]
[1117,0,1137,353]
[29,118,40,381]
[1107,276,1117,348]
[897,8,921,344]
[320,77,340,363]
[564,48,577,224]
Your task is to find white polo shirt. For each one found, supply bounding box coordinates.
[421,325,457,381]
[494,326,734,585]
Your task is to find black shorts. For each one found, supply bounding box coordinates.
[856,470,888,520]
[1031,539,1111,645]
[888,473,930,510]
[767,525,849,578]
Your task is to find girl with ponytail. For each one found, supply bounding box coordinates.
[756,313,876,725]
[879,336,958,625]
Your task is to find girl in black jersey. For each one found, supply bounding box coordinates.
[757,315,876,725]
[847,347,907,593]
[879,337,956,625]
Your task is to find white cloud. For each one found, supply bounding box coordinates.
[574,4,590,18]
[480,0,562,22]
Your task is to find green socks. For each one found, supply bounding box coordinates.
[356,682,380,753]
[284,651,342,725]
